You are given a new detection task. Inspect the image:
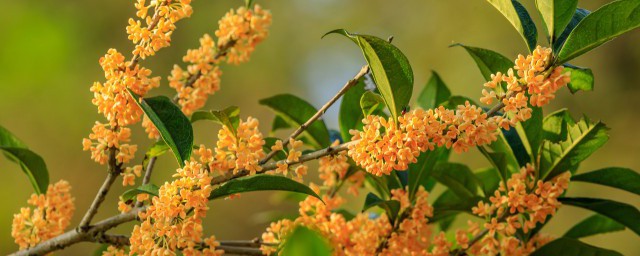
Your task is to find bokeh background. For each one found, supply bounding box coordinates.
[1,0,639,254]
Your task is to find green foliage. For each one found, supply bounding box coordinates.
[553,8,590,51]
[362,192,401,222]
[415,71,451,110]
[121,184,159,203]
[359,91,385,116]
[485,0,538,51]
[263,137,287,161]
[260,94,331,149]
[281,226,332,256]
[431,162,481,199]
[209,174,322,201]
[542,108,574,142]
[191,106,241,136]
[517,106,543,159]
[557,0,640,63]
[128,90,193,167]
[572,167,640,196]
[564,65,594,93]
[540,117,609,181]
[0,125,49,194]
[535,0,578,41]
[564,214,625,239]
[324,29,414,122]
[339,79,367,140]
[559,197,640,236]
[408,147,450,200]
[532,237,622,256]
[451,44,513,95]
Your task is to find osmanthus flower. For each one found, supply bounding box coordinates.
[209,117,266,175]
[82,122,138,165]
[317,141,365,195]
[216,4,272,65]
[11,180,75,249]
[127,0,194,59]
[102,246,126,256]
[129,161,223,255]
[121,165,143,186]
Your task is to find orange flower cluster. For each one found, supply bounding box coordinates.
[348,104,499,176]
[318,141,365,195]
[83,122,138,165]
[102,246,126,256]
[128,0,193,59]
[209,117,266,175]
[129,161,223,255]
[349,46,570,176]
[216,5,272,65]
[167,34,223,117]
[122,165,143,186]
[263,138,309,181]
[11,180,75,249]
[262,187,451,255]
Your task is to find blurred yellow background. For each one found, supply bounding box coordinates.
[1,0,639,254]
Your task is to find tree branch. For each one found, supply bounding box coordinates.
[79,148,121,230]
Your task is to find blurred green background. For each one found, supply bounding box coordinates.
[1,0,639,254]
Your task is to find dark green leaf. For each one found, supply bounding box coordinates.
[572,167,640,196]
[271,115,291,132]
[325,29,414,122]
[532,237,622,256]
[128,91,193,167]
[408,146,450,199]
[1,147,49,194]
[486,0,538,51]
[517,106,543,159]
[263,137,287,161]
[451,44,513,90]
[560,197,640,236]
[416,71,451,109]
[557,0,640,63]
[564,65,594,93]
[542,108,574,142]
[121,184,159,202]
[260,94,330,149]
[0,125,27,148]
[431,162,481,199]
[432,190,483,222]
[362,192,401,222]
[564,214,625,239]
[540,118,609,180]
[441,96,478,110]
[475,167,502,198]
[339,79,367,140]
[553,8,590,51]
[209,174,322,201]
[360,91,385,116]
[535,0,578,41]
[333,209,356,221]
[281,226,332,256]
[365,173,390,199]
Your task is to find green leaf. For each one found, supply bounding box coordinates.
[416,71,451,110]
[208,174,322,201]
[451,44,513,84]
[517,106,543,159]
[281,226,332,256]
[1,147,49,194]
[191,106,240,135]
[564,214,625,239]
[572,167,640,196]
[271,115,292,132]
[542,108,574,142]
[486,0,538,51]
[362,192,401,222]
[339,79,367,140]
[557,0,640,63]
[478,131,521,183]
[121,184,159,202]
[263,137,287,161]
[564,65,594,93]
[325,29,414,122]
[0,125,49,194]
[432,190,483,222]
[441,96,478,110]
[532,237,622,256]
[535,0,578,41]
[244,0,255,8]
[260,94,330,149]
[540,118,609,180]
[365,173,391,199]
[128,90,193,167]
[560,197,640,236]
[553,8,590,52]
[475,167,502,198]
[408,146,450,200]
[360,91,385,116]
[431,162,481,199]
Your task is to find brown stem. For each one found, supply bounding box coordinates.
[78,148,121,230]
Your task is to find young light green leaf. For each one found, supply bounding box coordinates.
[121,184,159,202]
[416,71,451,110]
[128,90,193,167]
[324,29,414,122]
[572,167,640,196]
[260,94,330,149]
[281,226,332,256]
[362,192,401,222]
[564,214,625,239]
[431,162,481,199]
[209,174,322,201]
[557,0,640,63]
[532,237,622,256]
[1,147,49,194]
[540,118,609,181]
[564,65,594,93]
[486,0,538,51]
[535,0,578,41]
[542,108,574,142]
[191,106,240,136]
[516,106,543,159]
[360,91,385,116]
[559,197,640,236]
[339,79,367,140]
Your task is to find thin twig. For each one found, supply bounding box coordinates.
[260,65,369,164]
[78,148,121,230]
[216,245,264,256]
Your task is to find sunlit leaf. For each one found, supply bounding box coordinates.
[486,0,538,51]
[564,214,625,239]
[209,174,322,201]
[572,167,640,196]
[560,197,640,236]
